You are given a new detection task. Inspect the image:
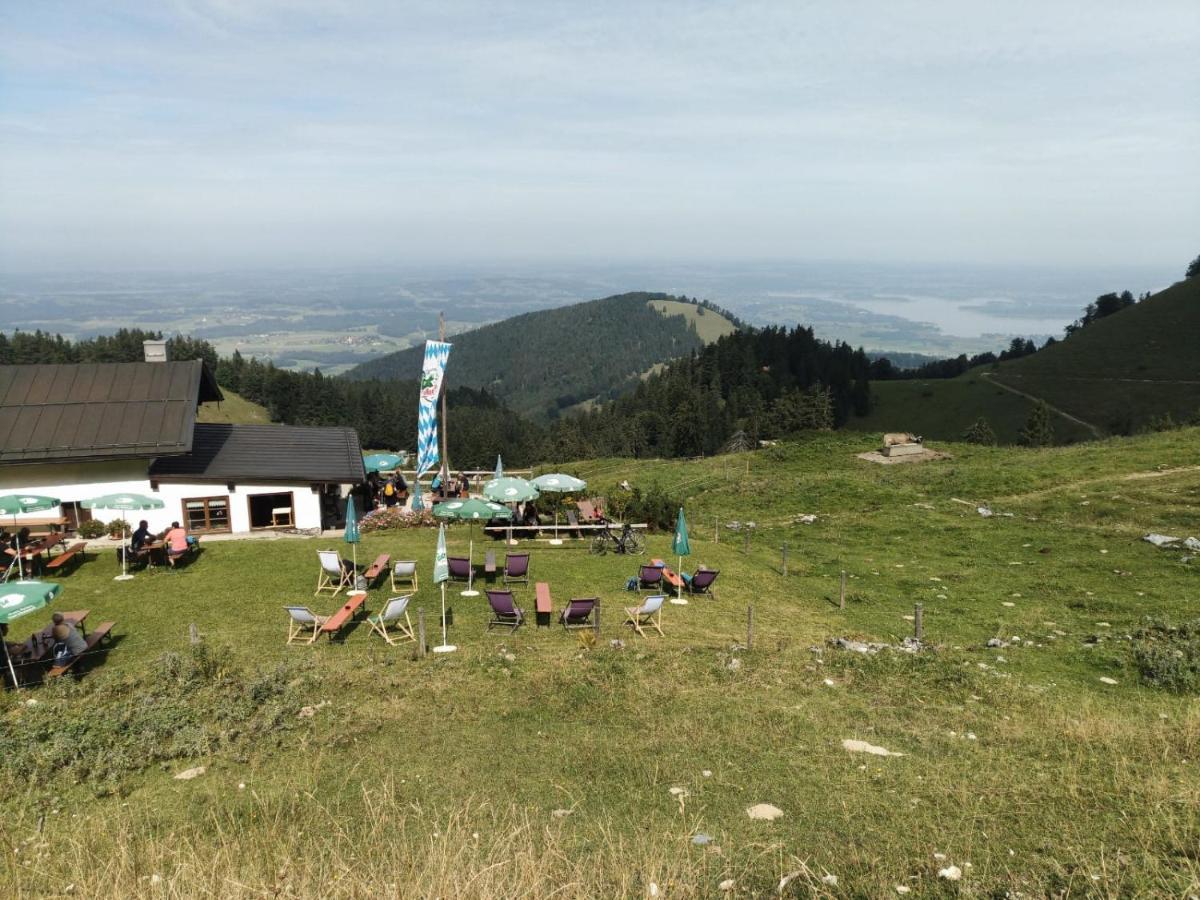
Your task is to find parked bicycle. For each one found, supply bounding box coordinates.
[589,520,645,556]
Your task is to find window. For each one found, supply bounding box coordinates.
[183,496,230,533]
[247,491,294,529]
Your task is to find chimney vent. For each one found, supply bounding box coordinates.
[143,339,169,363]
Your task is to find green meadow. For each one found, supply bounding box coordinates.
[2,430,1198,898]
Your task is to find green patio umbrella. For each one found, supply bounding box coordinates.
[81,493,164,581]
[433,499,512,596]
[0,494,61,580]
[670,507,691,605]
[363,452,405,473]
[432,524,455,653]
[0,579,61,689]
[531,473,587,544]
[344,495,361,588]
[482,477,539,545]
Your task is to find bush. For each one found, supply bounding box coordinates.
[76,519,107,539]
[360,507,437,532]
[106,518,131,538]
[599,484,683,532]
[1130,618,1200,692]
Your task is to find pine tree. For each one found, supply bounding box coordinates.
[962,417,997,445]
[1019,402,1054,447]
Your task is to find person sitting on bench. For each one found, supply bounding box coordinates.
[50,623,87,669]
[164,521,189,565]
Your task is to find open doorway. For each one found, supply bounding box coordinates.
[247,491,295,529]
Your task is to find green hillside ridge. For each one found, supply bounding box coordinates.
[345,293,736,420]
[195,387,271,425]
[4,428,1199,896]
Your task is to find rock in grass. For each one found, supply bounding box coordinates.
[1099,676,1118,685]
[718,879,735,891]
[174,766,206,780]
[938,865,962,881]
[745,803,784,821]
[692,833,712,845]
[842,739,904,757]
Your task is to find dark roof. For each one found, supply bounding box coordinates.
[149,423,366,484]
[0,361,223,465]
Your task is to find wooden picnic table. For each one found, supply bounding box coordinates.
[18,610,90,665]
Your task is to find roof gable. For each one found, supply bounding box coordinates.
[149,423,366,484]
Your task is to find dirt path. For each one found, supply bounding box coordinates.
[980,372,1103,438]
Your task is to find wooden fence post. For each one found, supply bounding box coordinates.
[746,605,754,651]
[839,571,847,610]
[914,603,923,642]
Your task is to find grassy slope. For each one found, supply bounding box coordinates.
[648,300,737,344]
[990,276,1200,432]
[195,388,272,425]
[850,374,1096,445]
[3,430,1200,897]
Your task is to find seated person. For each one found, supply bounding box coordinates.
[394,472,409,496]
[457,472,470,497]
[163,521,190,564]
[50,611,80,640]
[381,476,401,507]
[123,519,153,561]
[50,622,87,669]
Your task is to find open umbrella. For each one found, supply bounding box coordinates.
[670,507,691,605]
[81,493,165,581]
[344,495,360,588]
[531,473,587,545]
[0,579,61,689]
[0,494,61,581]
[482,477,539,545]
[432,524,455,653]
[363,452,405,474]
[432,499,512,597]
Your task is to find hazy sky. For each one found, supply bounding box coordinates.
[2,1,1197,272]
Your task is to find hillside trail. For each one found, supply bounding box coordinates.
[995,464,1200,502]
[980,371,1103,438]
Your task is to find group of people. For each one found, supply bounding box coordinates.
[2,611,87,678]
[365,471,409,510]
[120,519,191,566]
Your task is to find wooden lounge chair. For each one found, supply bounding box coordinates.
[560,597,597,630]
[624,594,665,638]
[485,589,524,632]
[447,556,471,583]
[687,568,720,598]
[503,553,530,586]
[367,596,416,645]
[315,550,354,596]
[390,560,418,593]
[651,558,684,590]
[285,606,328,644]
[637,563,664,593]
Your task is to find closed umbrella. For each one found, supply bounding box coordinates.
[531,473,587,545]
[433,499,512,596]
[411,476,425,512]
[493,455,504,479]
[81,493,165,581]
[344,495,361,588]
[0,494,61,581]
[0,579,61,689]
[432,524,455,653]
[670,507,691,605]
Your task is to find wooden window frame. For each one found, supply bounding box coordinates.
[182,495,232,534]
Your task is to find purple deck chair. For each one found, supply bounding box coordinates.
[486,589,525,632]
[638,563,664,592]
[447,556,471,583]
[559,597,597,630]
[503,553,530,586]
[687,568,720,599]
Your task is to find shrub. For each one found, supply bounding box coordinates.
[1130,618,1200,692]
[106,518,131,538]
[360,507,437,532]
[76,519,107,539]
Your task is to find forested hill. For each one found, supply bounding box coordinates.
[345,293,737,419]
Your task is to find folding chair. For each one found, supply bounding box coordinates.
[687,568,720,599]
[486,589,525,632]
[391,560,419,593]
[560,597,597,630]
[285,605,328,644]
[447,556,471,583]
[637,563,664,593]
[367,596,416,645]
[503,553,530,586]
[315,549,354,596]
[624,594,665,638]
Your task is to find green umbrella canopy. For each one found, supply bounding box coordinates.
[532,473,586,493]
[433,499,512,521]
[0,494,61,516]
[344,495,360,544]
[672,507,691,557]
[81,493,165,511]
[482,477,539,503]
[0,580,61,625]
[363,452,405,473]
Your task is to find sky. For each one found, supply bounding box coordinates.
[1,0,1198,272]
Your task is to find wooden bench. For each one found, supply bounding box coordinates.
[44,542,88,573]
[535,582,552,628]
[484,551,497,580]
[361,553,390,586]
[319,591,368,638]
[47,621,114,678]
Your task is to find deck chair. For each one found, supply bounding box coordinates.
[687,568,720,598]
[486,589,525,632]
[447,556,471,583]
[637,563,664,593]
[624,594,665,638]
[576,499,596,522]
[560,597,597,630]
[285,605,328,644]
[315,549,355,596]
[503,553,530,586]
[367,595,416,645]
[391,560,419,593]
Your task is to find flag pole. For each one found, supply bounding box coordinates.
[439,312,450,477]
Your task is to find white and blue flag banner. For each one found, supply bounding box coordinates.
[416,340,452,477]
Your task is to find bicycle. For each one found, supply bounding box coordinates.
[589,521,645,556]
